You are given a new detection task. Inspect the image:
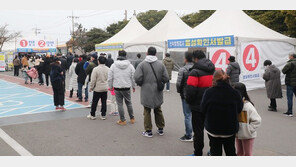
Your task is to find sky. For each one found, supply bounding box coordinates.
[0,10,197,51]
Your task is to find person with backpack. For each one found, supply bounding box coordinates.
[233,82,261,156]
[176,52,194,142]
[185,50,215,156]
[201,70,243,156]
[163,53,175,92]
[282,53,296,117]
[134,47,169,138]
[226,56,241,84]
[262,60,282,112]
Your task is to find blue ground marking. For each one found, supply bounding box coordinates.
[0,79,84,118]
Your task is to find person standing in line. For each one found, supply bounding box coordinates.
[201,70,243,156]
[176,52,194,142]
[87,56,109,120]
[75,55,88,102]
[134,47,169,137]
[233,82,261,156]
[68,58,79,98]
[85,53,98,107]
[50,57,66,111]
[163,53,175,92]
[21,55,29,68]
[28,55,35,69]
[185,50,215,156]
[226,56,241,85]
[108,50,136,126]
[22,65,30,84]
[13,55,21,76]
[133,53,142,70]
[105,53,114,68]
[282,53,296,117]
[43,55,52,87]
[262,60,282,112]
[35,55,44,85]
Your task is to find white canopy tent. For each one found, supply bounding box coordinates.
[124,10,192,58]
[96,15,148,59]
[169,10,296,90]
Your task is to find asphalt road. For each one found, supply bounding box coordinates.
[0,71,296,156]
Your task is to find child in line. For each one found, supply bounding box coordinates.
[233,82,262,156]
[108,88,118,116]
[22,65,31,84]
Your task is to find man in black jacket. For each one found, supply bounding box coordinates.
[185,50,215,156]
[105,53,114,68]
[75,55,88,102]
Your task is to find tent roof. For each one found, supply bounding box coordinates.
[178,10,296,45]
[102,16,148,44]
[127,11,192,44]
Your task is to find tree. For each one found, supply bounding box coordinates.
[66,24,87,54]
[281,10,296,37]
[137,10,168,30]
[181,10,215,28]
[83,28,112,52]
[0,24,21,52]
[106,20,128,36]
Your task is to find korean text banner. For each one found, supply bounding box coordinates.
[168,35,235,48]
[17,39,56,49]
[0,52,5,72]
[95,43,123,51]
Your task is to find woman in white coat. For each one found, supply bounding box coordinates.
[68,58,79,98]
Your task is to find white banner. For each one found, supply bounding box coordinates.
[208,47,236,72]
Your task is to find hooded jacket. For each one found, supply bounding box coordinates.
[185,58,215,112]
[134,55,169,109]
[163,57,175,80]
[176,62,194,99]
[282,58,296,86]
[263,65,283,99]
[226,62,241,83]
[108,60,135,89]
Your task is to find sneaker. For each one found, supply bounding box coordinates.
[109,112,119,116]
[283,112,292,116]
[179,135,193,142]
[55,106,60,110]
[288,114,294,117]
[117,120,127,126]
[142,131,153,138]
[130,118,135,124]
[59,107,66,111]
[100,116,106,120]
[157,129,164,136]
[166,90,170,92]
[268,108,277,112]
[207,151,211,156]
[86,105,91,108]
[87,114,96,120]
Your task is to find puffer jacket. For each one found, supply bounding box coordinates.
[108,60,135,89]
[226,62,241,83]
[89,64,109,92]
[68,62,78,90]
[185,58,215,112]
[282,59,296,87]
[237,101,261,139]
[263,65,282,99]
[176,62,194,99]
[75,60,87,85]
[163,57,175,80]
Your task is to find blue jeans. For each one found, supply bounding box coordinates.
[78,82,88,100]
[166,81,170,90]
[287,85,296,114]
[182,99,192,138]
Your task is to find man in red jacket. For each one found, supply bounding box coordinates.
[185,50,215,156]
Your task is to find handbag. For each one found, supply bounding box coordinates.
[149,63,165,91]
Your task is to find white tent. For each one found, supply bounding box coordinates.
[169,10,296,90]
[124,10,192,57]
[96,16,148,59]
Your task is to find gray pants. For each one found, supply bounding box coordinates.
[114,89,134,121]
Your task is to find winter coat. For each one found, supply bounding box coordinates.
[85,61,98,82]
[282,59,296,87]
[105,58,114,68]
[176,62,194,99]
[50,63,64,82]
[237,101,261,139]
[59,57,68,71]
[43,57,52,75]
[68,62,78,91]
[263,65,283,99]
[75,60,87,85]
[163,57,175,80]
[134,55,169,109]
[28,58,35,68]
[201,81,243,136]
[21,57,29,67]
[185,58,215,112]
[89,64,109,92]
[13,58,21,66]
[134,58,142,70]
[108,60,136,89]
[226,62,241,84]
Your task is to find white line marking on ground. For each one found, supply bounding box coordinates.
[0,128,33,156]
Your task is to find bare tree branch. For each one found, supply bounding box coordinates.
[0,24,21,51]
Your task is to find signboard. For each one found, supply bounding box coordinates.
[0,52,6,72]
[17,39,56,53]
[208,47,236,72]
[168,35,235,48]
[241,43,261,81]
[6,52,14,69]
[95,43,123,52]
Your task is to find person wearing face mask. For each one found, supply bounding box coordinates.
[262,60,282,112]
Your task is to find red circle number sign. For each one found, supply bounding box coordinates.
[211,49,231,71]
[243,44,259,71]
[20,40,28,47]
[38,40,46,47]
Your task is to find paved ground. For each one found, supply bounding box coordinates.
[0,71,296,156]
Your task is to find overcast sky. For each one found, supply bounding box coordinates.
[0,10,196,50]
